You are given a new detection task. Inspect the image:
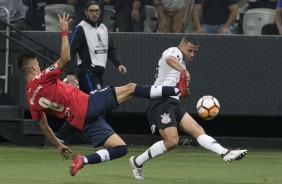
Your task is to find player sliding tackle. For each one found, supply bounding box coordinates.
[129,34,248,180]
[16,13,190,176]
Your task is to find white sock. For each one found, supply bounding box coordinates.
[135,140,167,166]
[96,149,110,162]
[82,156,88,164]
[150,86,179,98]
[197,134,228,155]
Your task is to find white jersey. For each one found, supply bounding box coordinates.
[154,47,186,99]
[78,21,109,68]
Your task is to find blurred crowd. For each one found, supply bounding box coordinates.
[0,0,281,35]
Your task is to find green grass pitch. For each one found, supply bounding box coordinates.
[0,144,282,184]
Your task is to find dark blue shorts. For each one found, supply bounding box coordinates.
[83,86,118,147]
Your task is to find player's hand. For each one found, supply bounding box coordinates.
[183,70,190,84]
[118,65,127,75]
[186,88,191,96]
[59,145,72,160]
[57,13,72,31]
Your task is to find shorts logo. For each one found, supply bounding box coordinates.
[160,113,171,124]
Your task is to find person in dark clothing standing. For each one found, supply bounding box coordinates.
[111,0,146,32]
[57,0,127,142]
[193,0,238,34]
[72,0,108,26]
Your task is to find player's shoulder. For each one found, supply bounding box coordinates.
[164,47,181,54]
[163,47,182,58]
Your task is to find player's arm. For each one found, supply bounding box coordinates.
[166,55,185,72]
[57,13,72,72]
[38,115,72,160]
[64,26,85,84]
[166,55,190,82]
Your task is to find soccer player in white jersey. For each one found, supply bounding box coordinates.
[129,35,247,180]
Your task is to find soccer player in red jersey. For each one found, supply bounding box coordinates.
[17,13,188,176]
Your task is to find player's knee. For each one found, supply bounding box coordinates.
[115,145,128,157]
[125,83,137,93]
[191,125,205,138]
[111,145,128,159]
[126,83,137,89]
[164,137,179,150]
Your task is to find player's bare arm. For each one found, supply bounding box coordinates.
[38,115,72,160]
[57,13,72,71]
[166,55,190,82]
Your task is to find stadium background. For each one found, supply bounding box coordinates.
[1,32,282,146]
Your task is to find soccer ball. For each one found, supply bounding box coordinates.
[196,95,220,120]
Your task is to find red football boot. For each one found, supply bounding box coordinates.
[70,153,84,176]
[177,70,189,97]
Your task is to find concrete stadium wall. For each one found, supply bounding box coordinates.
[1,32,282,116]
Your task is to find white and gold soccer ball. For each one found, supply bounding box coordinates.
[196,95,220,120]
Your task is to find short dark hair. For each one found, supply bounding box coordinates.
[17,52,36,74]
[182,34,199,46]
[85,0,100,10]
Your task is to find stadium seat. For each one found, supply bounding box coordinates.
[144,5,157,32]
[44,4,74,32]
[243,8,275,35]
[103,5,116,32]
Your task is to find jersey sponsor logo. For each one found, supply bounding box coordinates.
[177,55,180,61]
[30,85,42,105]
[160,113,171,124]
[94,49,107,54]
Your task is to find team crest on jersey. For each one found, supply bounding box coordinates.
[177,55,180,61]
[160,113,171,124]
[48,65,55,72]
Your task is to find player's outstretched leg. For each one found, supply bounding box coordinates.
[70,145,127,176]
[134,85,184,98]
[129,140,167,180]
[221,149,248,163]
[129,156,144,180]
[195,134,248,163]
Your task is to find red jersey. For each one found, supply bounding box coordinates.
[25,63,89,130]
